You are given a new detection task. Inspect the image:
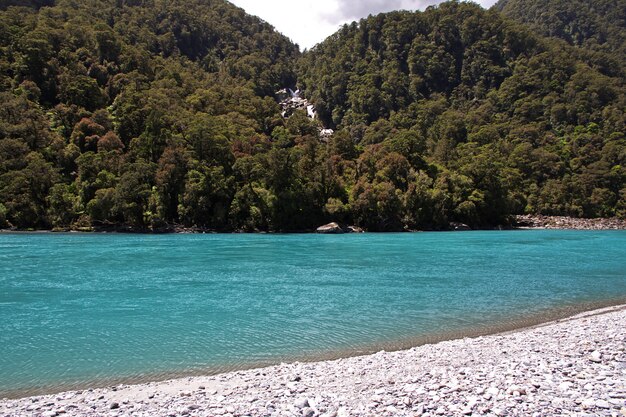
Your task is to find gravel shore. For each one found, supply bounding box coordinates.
[514,215,626,230]
[2,305,625,417]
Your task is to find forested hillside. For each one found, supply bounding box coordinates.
[0,0,305,231]
[0,0,624,232]
[298,1,625,229]
[495,0,626,59]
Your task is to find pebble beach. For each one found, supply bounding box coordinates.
[1,305,625,417]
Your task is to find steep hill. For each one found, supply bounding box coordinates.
[297,1,625,229]
[0,0,307,231]
[495,0,626,58]
[0,0,624,232]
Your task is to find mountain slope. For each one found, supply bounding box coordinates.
[297,1,625,228]
[0,0,304,230]
[495,0,626,58]
[0,0,624,232]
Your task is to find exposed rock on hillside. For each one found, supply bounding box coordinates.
[276,88,334,141]
[276,88,316,119]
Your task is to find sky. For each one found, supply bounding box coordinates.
[229,0,499,50]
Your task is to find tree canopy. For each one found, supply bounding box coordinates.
[0,0,624,231]
[496,0,626,59]
[297,1,626,228]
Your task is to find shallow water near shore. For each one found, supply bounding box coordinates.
[1,230,625,398]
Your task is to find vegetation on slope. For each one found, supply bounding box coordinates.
[0,0,624,232]
[297,1,625,229]
[0,0,306,231]
[495,0,626,59]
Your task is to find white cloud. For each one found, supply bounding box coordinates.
[229,0,500,50]
[324,0,439,24]
[228,0,340,50]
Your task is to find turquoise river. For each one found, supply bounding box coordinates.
[1,230,626,397]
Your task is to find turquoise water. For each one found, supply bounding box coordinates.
[1,230,626,397]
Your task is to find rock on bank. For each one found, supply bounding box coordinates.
[515,215,626,230]
[1,306,625,416]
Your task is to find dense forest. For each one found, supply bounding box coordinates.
[297,1,626,230]
[0,0,624,231]
[496,0,626,59]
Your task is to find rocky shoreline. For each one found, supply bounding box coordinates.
[1,305,625,417]
[514,215,626,230]
[2,215,626,234]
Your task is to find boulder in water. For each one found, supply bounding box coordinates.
[316,222,345,234]
[450,222,471,231]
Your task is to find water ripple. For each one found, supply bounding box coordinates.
[0,230,625,396]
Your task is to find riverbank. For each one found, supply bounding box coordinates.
[514,215,626,230]
[2,305,624,417]
[2,215,626,234]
